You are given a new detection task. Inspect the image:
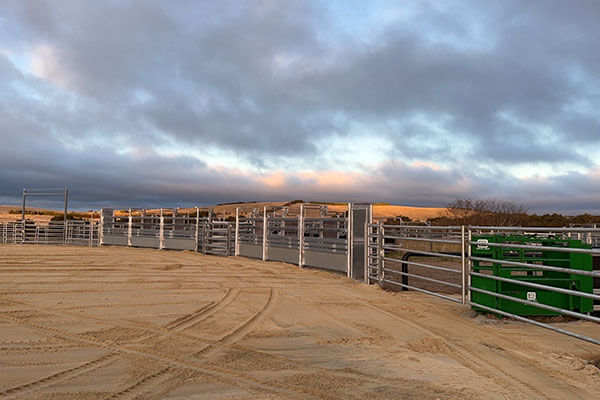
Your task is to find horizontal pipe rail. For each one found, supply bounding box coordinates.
[469,271,600,301]
[382,235,461,245]
[469,286,600,324]
[470,255,600,277]
[383,225,462,230]
[470,226,600,233]
[382,267,462,288]
[382,244,462,259]
[469,240,599,255]
[382,256,462,274]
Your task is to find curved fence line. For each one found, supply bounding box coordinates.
[2,208,600,347]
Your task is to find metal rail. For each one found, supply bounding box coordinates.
[4,212,600,348]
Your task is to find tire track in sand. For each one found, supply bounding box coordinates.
[0,289,238,346]
[0,288,238,398]
[162,288,240,332]
[0,352,118,399]
[335,291,575,400]
[194,288,281,358]
[0,289,310,399]
[106,288,281,400]
[404,294,600,391]
[103,367,174,400]
[131,287,240,343]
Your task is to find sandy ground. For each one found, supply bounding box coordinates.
[0,245,599,399]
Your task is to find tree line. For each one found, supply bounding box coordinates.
[428,198,600,227]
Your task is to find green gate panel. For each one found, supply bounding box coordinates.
[471,235,593,316]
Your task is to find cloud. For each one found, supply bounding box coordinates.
[0,1,599,212]
[28,43,71,90]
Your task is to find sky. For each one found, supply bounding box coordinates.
[0,0,599,213]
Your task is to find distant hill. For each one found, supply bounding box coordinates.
[0,202,447,223]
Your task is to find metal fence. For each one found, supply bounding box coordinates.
[1,222,23,244]
[203,220,234,256]
[236,204,354,273]
[2,206,600,347]
[0,220,99,246]
[368,224,466,303]
[364,224,600,346]
[100,208,235,255]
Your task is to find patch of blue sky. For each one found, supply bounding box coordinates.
[318,0,494,52]
[153,142,255,172]
[1,47,30,74]
[315,0,406,45]
[9,80,43,102]
[504,161,589,180]
[313,131,393,172]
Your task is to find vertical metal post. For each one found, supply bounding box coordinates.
[159,209,165,250]
[378,220,384,286]
[207,209,213,254]
[235,208,240,256]
[63,187,68,245]
[347,202,352,278]
[429,224,433,252]
[99,210,104,246]
[461,225,466,304]
[89,217,93,247]
[365,204,373,283]
[195,207,200,252]
[127,208,132,246]
[21,188,26,221]
[202,219,207,254]
[298,203,304,267]
[467,228,472,302]
[262,206,267,261]
[227,223,232,257]
[172,208,176,238]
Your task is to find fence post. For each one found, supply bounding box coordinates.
[63,187,68,245]
[159,209,165,250]
[235,208,240,256]
[347,202,352,278]
[127,209,132,247]
[202,219,210,254]
[298,203,304,267]
[195,207,200,252]
[366,204,373,283]
[99,210,104,246]
[461,225,466,304]
[378,220,384,286]
[467,228,472,303]
[227,223,232,257]
[262,206,267,261]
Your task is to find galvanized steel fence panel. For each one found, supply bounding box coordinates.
[368,224,466,304]
[4,210,600,348]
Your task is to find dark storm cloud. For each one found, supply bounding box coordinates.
[3,0,599,158]
[0,1,599,211]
